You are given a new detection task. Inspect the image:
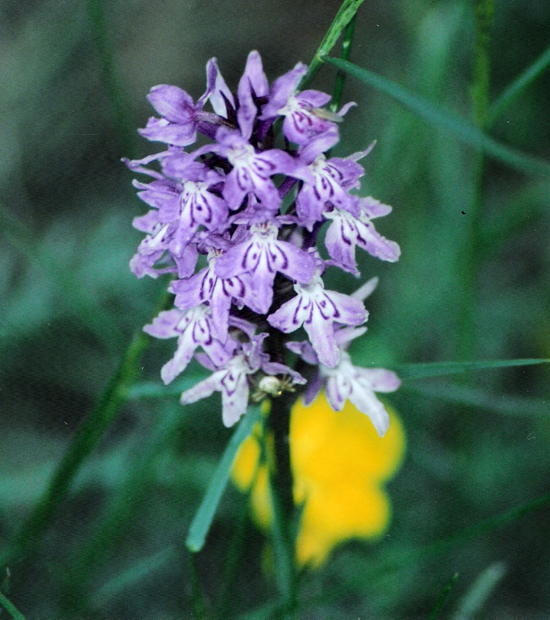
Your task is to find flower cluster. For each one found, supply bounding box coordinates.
[125,51,401,434]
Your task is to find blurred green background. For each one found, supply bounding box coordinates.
[0,0,549,618]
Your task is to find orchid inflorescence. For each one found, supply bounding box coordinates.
[125,51,401,435]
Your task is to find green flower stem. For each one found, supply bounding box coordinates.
[216,456,263,620]
[189,553,208,620]
[267,395,298,617]
[456,0,495,359]
[0,287,172,571]
[0,590,26,620]
[299,0,365,91]
[330,15,357,112]
[428,572,459,620]
[86,0,136,157]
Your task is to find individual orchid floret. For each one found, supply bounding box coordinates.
[287,326,400,437]
[260,62,353,145]
[144,305,233,385]
[129,208,200,279]
[197,126,311,211]
[127,157,228,277]
[139,86,212,146]
[180,351,257,427]
[214,221,316,314]
[295,133,372,230]
[170,250,259,341]
[180,334,305,427]
[237,51,269,140]
[325,196,401,274]
[322,352,400,437]
[267,273,368,367]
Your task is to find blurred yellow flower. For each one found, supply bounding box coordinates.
[231,390,406,568]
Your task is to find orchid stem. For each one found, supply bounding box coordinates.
[456,0,495,359]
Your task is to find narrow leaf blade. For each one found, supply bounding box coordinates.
[394,358,549,380]
[490,43,550,124]
[0,591,26,620]
[323,57,550,178]
[299,0,365,90]
[186,406,262,553]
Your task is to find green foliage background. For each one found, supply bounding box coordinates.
[0,0,549,618]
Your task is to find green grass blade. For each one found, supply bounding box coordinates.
[489,43,550,125]
[452,562,507,620]
[323,57,550,178]
[186,405,262,553]
[329,14,356,112]
[92,546,177,607]
[403,382,549,417]
[0,332,150,569]
[0,292,171,569]
[428,572,459,620]
[86,0,136,156]
[394,358,549,380]
[0,591,26,620]
[299,0,365,91]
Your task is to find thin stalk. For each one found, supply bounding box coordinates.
[456,0,495,359]
[0,591,26,620]
[330,15,357,112]
[189,553,208,620]
[216,456,263,620]
[86,0,136,157]
[299,0,365,91]
[266,395,297,618]
[429,573,460,620]
[0,288,172,571]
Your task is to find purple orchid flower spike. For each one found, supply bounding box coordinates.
[267,273,368,367]
[214,221,316,314]
[144,306,233,385]
[127,50,401,431]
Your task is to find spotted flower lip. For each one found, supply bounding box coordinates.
[322,353,401,437]
[144,306,233,385]
[180,334,305,427]
[170,251,259,341]
[325,197,401,274]
[128,50,401,429]
[267,274,368,367]
[214,221,317,314]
